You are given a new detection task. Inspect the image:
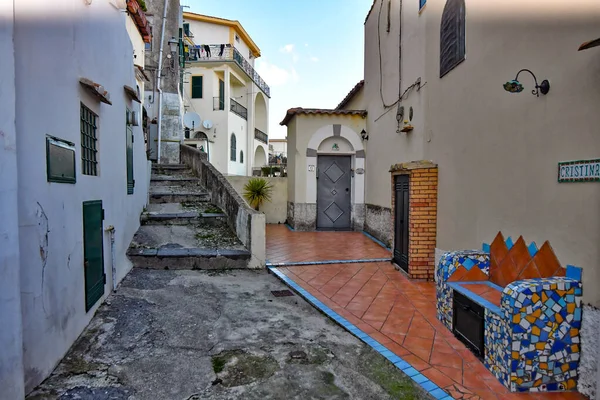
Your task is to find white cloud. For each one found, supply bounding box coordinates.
[256,60,299,87]
[280,44,295,53]
[310,56,319,62]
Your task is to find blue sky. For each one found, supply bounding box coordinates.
[183,0,373,139]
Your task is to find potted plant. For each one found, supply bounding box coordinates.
[243,178,273,211]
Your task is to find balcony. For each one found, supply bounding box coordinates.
[185,44,270,97]
[254,128,268,144]
[230,98,247,120]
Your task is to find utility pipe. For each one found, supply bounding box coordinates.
[156,0,170,163]
[105,225,117,292]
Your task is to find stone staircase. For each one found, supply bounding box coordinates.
[127,164,251,270]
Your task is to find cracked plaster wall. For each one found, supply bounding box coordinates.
[13,0,150,393]
[0,3,25,397]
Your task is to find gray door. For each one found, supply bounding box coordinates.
[317,155,352,230]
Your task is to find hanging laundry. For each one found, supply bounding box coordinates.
[219,44,225,57]
[203,44,211,57]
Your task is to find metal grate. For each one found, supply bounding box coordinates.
[81,103,98,176]
[271,290,294,297]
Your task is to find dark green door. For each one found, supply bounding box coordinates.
[83,200,105,311]
[219,79,225,110]
[126,109,134,195]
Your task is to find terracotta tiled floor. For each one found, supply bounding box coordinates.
[270,262,587,400]
[266,224,391,264]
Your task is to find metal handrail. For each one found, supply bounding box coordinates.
[185,44,270,97]
[254,128,268,144]
[230,98,247,120]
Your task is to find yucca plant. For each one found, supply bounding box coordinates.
[243,178,273,211]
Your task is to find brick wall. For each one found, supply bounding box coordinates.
[390,161,438,280]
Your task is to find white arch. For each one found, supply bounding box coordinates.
[305,124,365,205]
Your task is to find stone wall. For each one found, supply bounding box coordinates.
[180,145,265,268]
[226,176,287,224]
[579,305,600,399]
[364,204,392,248]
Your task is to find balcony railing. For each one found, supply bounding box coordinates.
[230,98,247,120]
[213,96,224,111]
[185,44,270,97]
[254,128,268,144]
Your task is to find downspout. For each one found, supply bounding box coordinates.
[398,0,402,101]
[105,226,117,292]
[156,0,170,163]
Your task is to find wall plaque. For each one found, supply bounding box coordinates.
[558,159,600,183]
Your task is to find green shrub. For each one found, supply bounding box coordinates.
[136,0,148,12]
[243,178,273,211]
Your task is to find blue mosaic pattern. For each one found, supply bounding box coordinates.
[502,277,582,392]
[269,266,453,400]
[436,250,490,329]
[484,309,510,386]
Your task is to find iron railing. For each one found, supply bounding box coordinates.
[230,98,247,120]
[254,128,268,144]
[185,44,270,97]
[213,96,225,111]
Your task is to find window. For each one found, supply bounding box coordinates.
[235,34,240,43]
[125,109,134,195]
[230,133,236,161]
[183,23,190,36]
[81,103,98,176]
[440,0,466,78]
[191,76,203,98]
[218,79,225,110]
[240,150,244,164]
[419,0,426,10]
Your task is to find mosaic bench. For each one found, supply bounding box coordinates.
[436,232,583,393]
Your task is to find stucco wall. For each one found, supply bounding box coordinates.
[422,0,600,307]
[0,2,25,397]
[185,19,230,46]
[14,0,149,392]
[363,0,427,210]
[341,87,366,110]
[287,114,365,204]
[226,176,288,224]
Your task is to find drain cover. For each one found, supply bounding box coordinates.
[271,290,294,297]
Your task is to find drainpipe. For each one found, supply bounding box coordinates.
[105,225,117,292]
[156,0,170,163]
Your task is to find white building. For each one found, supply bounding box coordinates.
[0,0,150,395]
[181,12,270,176]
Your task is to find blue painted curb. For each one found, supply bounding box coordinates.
[362,231,392,251]
[266,258,391,267]
[268,266,452,400]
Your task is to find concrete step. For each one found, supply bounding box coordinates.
[149,186,210,204]
[141,211,226,226]
[151,164,190,176]
[151,174,201,187]
[127,224,250,270]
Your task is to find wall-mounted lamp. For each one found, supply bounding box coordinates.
[503,69,550,97]
[168,38,179,54]
[361,129,369,141]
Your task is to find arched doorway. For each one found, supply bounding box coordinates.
[254,145,267,174]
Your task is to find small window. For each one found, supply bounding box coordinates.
[240,150,244,164]
[81,103,99,176]
[191,76,203,98]
[183,23,190,36]
[440,0,466,78]
[230,133,237,161]
[235,34,240,43]
[46,136,76,183]
[419,0,426,10]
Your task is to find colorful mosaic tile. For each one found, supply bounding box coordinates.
[503,277,582,392]
[436,232,584,394]
[436,250,490,330]
[485,309,510,387]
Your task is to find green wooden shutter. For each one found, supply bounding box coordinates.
[126,109,134,195]
[83,200,105,312]
[191,76,203,98]
[218,79,225,109]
